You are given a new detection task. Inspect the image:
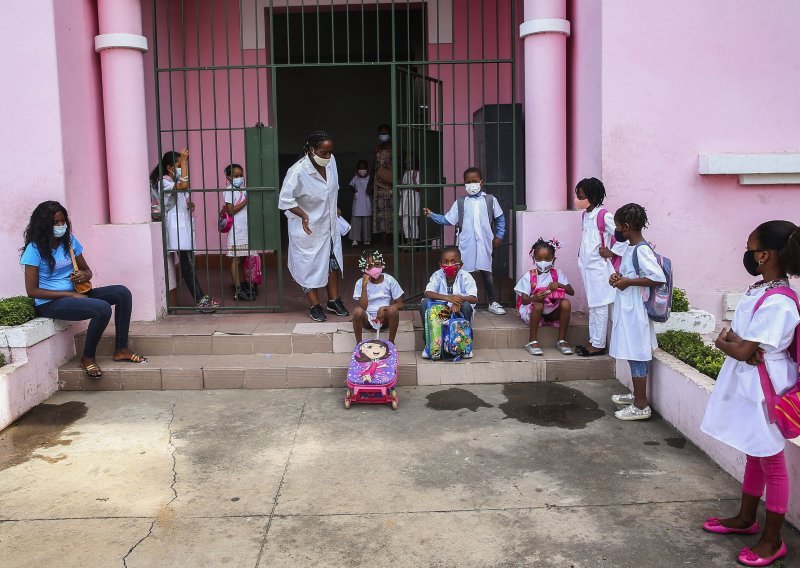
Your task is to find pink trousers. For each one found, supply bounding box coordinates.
[742,451,789,514]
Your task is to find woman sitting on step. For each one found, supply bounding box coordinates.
[21,201,147,378]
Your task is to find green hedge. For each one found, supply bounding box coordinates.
[672,288,689,313]
[657,330,725,380]
[0,296,36,327]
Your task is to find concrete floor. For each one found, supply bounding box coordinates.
[1,380,797,567]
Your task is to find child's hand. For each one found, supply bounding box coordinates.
[599,246,614,259]
[747,347,765,367]
[715,327,729,348]
[612,277,630,291]
[533,290,549,301]
[609,272,622,286]
[492,237,502,249]
[449,295,464,309]
[423,208,432,217]
[548,282,559,292]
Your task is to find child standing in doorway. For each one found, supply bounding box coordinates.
[400,156,421,241]
[352,250,404,344]
[514,238,575,356]
[700,220,800,567]
[608,203,666,421]
[223,163,251,302]
[575,177,627,357]
[423,167,506,315]
[349,160,372,247]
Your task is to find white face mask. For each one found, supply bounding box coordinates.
[378,134,390,143]
[53,224,67,239]
[535,260,553,272]
[312,153,331,167]
[174,167,182,179]
[231,177,245,189]
[357,169,368,177]
[465,182,482,196]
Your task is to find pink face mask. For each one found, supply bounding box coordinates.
[366,267,383,279]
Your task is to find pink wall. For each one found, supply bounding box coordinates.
[577,0,800,318]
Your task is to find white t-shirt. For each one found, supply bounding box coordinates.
[223,188,248,247]
[353,274,404,318]
[513,268,570,296]
[425,269,478,307]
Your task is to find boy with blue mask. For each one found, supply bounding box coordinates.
[423,167,507,315]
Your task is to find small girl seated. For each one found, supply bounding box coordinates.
[352,250,404,344]
[514,237,575,356]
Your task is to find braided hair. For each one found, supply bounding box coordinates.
[529,237,561,259]
[575,177,607,206]
[614,203,648,231]
[303,130,332,155]
[754,221,800,277]
[358,249,385,271]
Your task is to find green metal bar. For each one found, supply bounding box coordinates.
[154,58,515,72]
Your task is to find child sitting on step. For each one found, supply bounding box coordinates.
[514,238,575,356]
[352,250,404,344]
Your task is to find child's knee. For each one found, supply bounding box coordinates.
[352,306,365,321]
[531,302,545,313]
[560,299,572,311]
[385,305,400,319]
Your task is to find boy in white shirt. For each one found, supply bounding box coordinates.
[420,246,479,359]
[423,167,506,315]
[352,250,404,343]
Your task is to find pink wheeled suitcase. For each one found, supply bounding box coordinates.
[344,337,398,410]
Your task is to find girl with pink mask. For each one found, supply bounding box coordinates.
[352,250,405,343]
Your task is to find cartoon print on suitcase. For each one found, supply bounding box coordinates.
[345,339,399,409]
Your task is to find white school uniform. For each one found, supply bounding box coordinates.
[279,155,342,290]
[162,176,195,251]
[223,186,249,255]
[578,207,628,308]
[701,287,800,457]
[350,174,372,216]
[514,268,570,320]
[443,193,503,273]
[425,269,478,309]
[353,274,404,320]
[609,244,666,362]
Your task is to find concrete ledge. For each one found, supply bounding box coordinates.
[654,309,715,334]
[617,350,800,526]
[698,153,800,185]
[0,318,72,349]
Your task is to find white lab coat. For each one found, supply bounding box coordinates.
[279,154,343,290]
[578,207,628,308]
[444,193,503,273]
[425,269,479,309]
[162,176,195,251]
[702,287,800,457]
[609,244,666,362]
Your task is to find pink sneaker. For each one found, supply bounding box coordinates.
[737,541,787,567]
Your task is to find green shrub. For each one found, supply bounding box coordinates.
[657,330,725,380]
[0,353,5,367]
[672,288,689,313]
[0,296,36,327]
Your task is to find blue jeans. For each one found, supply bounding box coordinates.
[420,298,474,348]
[37,285,133,358]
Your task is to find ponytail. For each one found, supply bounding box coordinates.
[149,151,180,187]
[779,226,800,277]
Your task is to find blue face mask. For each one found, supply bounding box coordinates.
[231,177,244,189]
[53,224,67,239]
[174,167,182,179]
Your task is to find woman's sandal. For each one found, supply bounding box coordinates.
[112,353,148,364]
[82,363,103,378]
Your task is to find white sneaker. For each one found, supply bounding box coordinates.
[614,404,652,421]
[488,302,506,315]
[421,348,431,359]
[463,351,473,359]
[611,393,635,407]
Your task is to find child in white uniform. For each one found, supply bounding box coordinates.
[607,204,666,421]
[423,167,506,315]
[349,160,372,247]
[514,238,575,356]
[223,163,251,301]
[700,221,800,567]
[352,250,404,343]
[400,163,421,240]
[575,178,627,356]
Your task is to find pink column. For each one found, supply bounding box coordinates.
[521,0,570,211]
[96,0,151,224]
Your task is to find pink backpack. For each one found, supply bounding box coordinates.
[244,255,263,286]
[515,268,565,310]
[586,208,622,272]
[753,286,800,439]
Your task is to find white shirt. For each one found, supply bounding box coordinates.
[278,155,342,289]
[162,176,195,251]
[702,287,800,457]
[223,187,248,247]
[513,268,570,296]
[443,193,503,273]
[350,174,372,216]
[425,269,478,308]
[578,207,628,308]
[353,274,404,318]
[609,243,667,361]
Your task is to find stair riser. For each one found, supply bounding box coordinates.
[76,326,592,357]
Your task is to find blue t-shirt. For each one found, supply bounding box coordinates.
[20,235,83,306]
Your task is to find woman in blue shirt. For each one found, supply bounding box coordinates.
[21,201,146,378]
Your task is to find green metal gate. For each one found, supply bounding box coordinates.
[151,0,521,311]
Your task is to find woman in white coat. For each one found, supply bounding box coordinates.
[149,149,219,312]
[279,131,349,322]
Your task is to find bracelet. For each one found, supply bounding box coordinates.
[179,176,189,182]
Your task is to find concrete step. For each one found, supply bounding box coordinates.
[57,349,614,391]
[75,314,594,356]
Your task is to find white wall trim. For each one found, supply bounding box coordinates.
[699,153,800,185]
[94,33,149,53]
[519,18,571,39]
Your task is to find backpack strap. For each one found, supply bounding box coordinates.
[631,241,653,277]
[456,196,466,230]
[529,269,538,292]
[595,208,608,246]
[753,286,800,424]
